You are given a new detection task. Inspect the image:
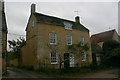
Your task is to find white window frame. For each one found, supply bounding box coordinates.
[64,22,72,30]
[66,35,72,45]
[81,52,86,61]
[50,52,58,64]
[32,20,34,27]
[80,37,84,46]
[49,32,56,44]
[69,53,74,67]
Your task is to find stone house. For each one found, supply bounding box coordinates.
[21,4,92,69]
[91,29,120,65]
[0,1,8,74]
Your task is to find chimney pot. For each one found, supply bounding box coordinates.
[31,4,36,14]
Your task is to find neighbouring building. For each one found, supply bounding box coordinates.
[21,4,92,69]
[0,1,8,74]
[91,29,120,47]
[91,29,120,65]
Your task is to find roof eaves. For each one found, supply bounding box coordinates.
[25,14,32,31]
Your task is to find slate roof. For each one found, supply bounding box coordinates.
[26,12,89,31]
[91,29,116,43]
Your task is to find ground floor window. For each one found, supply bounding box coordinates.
[81,52,86,61]
[69,53,74,67]
[50,52,58,64]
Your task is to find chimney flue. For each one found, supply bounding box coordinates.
[31,4,36,14]
[75,16,80,24]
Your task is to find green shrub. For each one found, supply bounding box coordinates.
[36,66,93,74]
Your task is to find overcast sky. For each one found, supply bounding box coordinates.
[4,1,119,50]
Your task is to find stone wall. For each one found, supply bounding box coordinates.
[36,22,92,69]
[9,59,18,67]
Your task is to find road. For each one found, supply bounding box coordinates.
[2,67,120,78]
[79,68,120,78]
[5,67,51,78]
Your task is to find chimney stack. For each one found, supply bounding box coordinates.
[2,1,4,12]
[31,4,36,14]
[0,1,4,12]
[75,16,80,24]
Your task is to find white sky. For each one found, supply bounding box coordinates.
[3,0,119,50]
[4,0,120,2]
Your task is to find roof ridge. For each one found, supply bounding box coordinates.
[91,29,115,37]
[34,12,88,30]
[34,12,74,23]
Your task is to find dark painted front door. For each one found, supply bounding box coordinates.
[64,53,69,68]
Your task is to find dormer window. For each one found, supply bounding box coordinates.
[64,22,72,30]
[32,20,34,27]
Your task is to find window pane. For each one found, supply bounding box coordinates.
[64,22,72,30]
[80,37,84,46]
[50,33,56,44]
[81,52,86,61]
[66,35,72,45]
[50,52,58,64]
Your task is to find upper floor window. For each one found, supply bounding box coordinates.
[81,52,86,61]
[66,35,72,45]
[80,37,84,46]
[64,22,72,30]
[50,32,56,44]
[50,52,58,64]
[32,20,34,27]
